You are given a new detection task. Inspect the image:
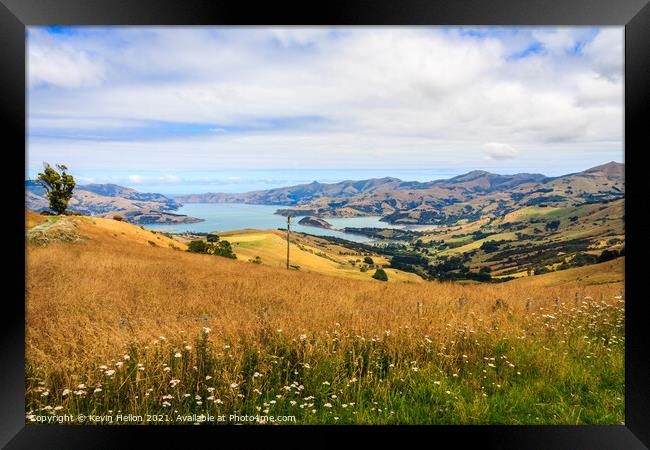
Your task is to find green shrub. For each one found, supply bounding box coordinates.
[187,239,237,259]
[597,249,619,263]
[372,268,389,281]
[534,266,551,275]
[211,240,237,259]
[545,220,561,232]
[188,240,210,254]
[113,215,124,221]
[480,240,505,253]
[571,252,598,267]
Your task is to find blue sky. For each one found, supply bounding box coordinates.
[26,26,623,194]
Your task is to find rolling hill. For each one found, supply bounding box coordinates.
[175,162,624,226]
[25,162,624,283]
[26,211,188,250]
[510,256,624,287]
[25,211,420,283]
[215,229,423,283]
[168,163,624,284]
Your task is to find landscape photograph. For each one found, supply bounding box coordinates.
[25,26,624,425]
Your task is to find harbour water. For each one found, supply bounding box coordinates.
[143,203,425,243]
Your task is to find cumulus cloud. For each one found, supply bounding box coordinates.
[26,26,624,175]
[582,27,623,80]
[28,33,106,88]
[483,142,519,161]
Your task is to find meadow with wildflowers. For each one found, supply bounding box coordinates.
[25,213,624,425]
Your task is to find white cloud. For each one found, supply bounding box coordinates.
[582,27,623,80]
[483,142,519,161]
[28,32,106,88]
[26,27,624,174]
[268,28,333,47]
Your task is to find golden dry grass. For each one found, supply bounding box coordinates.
[27,214,622,373]
[219,229,422,283]
[512,258,624,287]
[26,211,49,228]
[25,213,624,424]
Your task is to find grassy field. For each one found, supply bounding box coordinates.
[219,229,423,283]
[414,198,624,278]
[510,258,624,287]
[25,213,624,425]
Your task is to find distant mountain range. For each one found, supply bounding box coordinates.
[175,162,624,225]
[26,162,623,226]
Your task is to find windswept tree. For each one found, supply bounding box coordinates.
[36,163,76,215]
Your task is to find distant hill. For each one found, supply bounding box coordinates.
[25,181,202,225]
[77,183,178,204]
[174,172,547,207]
[430,170,547,192]
[298,216,333,229]
[175,176,405,206]
[176,162,624,225]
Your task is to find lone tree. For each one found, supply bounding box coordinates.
[372,267,389,282]
[36,163,75,215]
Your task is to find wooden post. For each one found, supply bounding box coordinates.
[416,301,423,317]
[286,215,291,269]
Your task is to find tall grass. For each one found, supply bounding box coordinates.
[26,222,624,424]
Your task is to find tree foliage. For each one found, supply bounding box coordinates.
[545,220,561,232]
[36,163,76,214]
[187,238,237,259]
[372,268,389,281]
[597,249,619,263]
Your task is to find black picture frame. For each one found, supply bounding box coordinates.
[2,1,649,448]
